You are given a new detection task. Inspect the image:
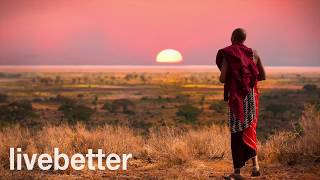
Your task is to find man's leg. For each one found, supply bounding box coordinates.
[251,155,260,176]
[230,132,244,179]
[234,168,241,175]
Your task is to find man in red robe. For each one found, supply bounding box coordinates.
[216,28,266,179]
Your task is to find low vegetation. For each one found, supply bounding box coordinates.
[176,104,201,124]
[209,100,228,114]
[0,105,318,173]
[58,103,95,123]
[103,99,135,114]
[0,100,36,123]
[0,70,319,178]
[0,93,8,102]
[260,104,320,165]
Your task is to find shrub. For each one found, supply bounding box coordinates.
[32,97,45,103]
[140,96,149,101]
[51,94,75,105]
[0,100,35,122]
[58,104,94,123]
[175,94,190,103]
[265,103,289,117]
[92,95,98,105]
[130,120,152,130]
[0,93,8,103]
[102,101,113,112]
[303,84,317,92]
[103,99,135,114]
[209,100,227,113]
[176,104,201,124]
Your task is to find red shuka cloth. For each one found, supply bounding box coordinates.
[243,84,259,151]
[216,42,259,123]
[216,42,259,151]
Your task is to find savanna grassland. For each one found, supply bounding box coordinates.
[0,66,319,179]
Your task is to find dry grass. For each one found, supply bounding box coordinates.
[259,104,320,164]
[36,124,144,155]
[0,123,145,171]
[298,104,320,156]
[0,124,230,170]
[145,125,230,165]
[0,105,319,173]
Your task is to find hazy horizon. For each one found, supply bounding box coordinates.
[1,65,319,74]
[1,65,320,67]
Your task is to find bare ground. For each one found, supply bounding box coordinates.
[2,160,320,180]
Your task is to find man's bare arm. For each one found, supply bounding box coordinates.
[219,58,228,83]
[253,50,266,81]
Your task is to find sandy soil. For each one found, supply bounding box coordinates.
[3,160,319,179]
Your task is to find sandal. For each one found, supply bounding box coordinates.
[251,167,261,177]
[223,174,244,180]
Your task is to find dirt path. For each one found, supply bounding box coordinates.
[2,160,320,179]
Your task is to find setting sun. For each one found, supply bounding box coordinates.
[156,49,183,63]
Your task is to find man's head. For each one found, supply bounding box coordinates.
[231,28,246,44]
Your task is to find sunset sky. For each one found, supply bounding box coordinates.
[0,0,319,66]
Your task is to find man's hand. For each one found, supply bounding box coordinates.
[219,58,228,83]
[253,50,266,81]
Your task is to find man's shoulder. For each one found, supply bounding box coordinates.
[252,49,260,58]
[222,44,234,50]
